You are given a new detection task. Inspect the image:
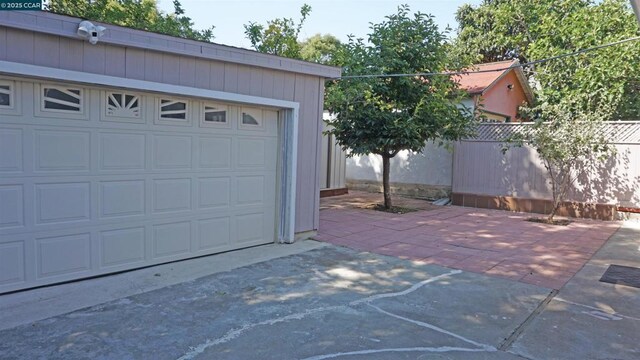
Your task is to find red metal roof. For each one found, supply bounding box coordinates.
[455,60,518,94]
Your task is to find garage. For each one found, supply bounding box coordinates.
[0,11,340,294]
[1,77,281,291]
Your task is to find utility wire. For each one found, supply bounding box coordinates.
[330,35,640,80]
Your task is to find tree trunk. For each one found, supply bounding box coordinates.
[548,200,559,222]
[382,154,392,209]
[548,171,570,222]
[548,181,559,222]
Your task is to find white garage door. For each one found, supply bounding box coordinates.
[0,77,279,293]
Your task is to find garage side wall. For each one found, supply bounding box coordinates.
[0,27,324,234]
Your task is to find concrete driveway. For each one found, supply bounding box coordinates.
[0,243,548,360]
[0,223,638,359]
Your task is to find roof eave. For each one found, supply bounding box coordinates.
[0,10,342,79]
[480,60,534,104]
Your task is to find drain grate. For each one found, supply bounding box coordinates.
[600,265,640,289]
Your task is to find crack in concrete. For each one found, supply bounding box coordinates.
[367,303,496,351]
[498,290,558,351]
[177,269,463,360]
[301,346,491,360]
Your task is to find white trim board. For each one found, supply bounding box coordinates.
[0,61,299,109]
[0,60,299,243]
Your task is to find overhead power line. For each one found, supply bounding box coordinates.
[330,35,640,80]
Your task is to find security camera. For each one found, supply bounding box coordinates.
[77,20,106,45]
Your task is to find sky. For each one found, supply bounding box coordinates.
[157,0,481,49]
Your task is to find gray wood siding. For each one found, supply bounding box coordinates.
[452,141,640,207]
[59,37,84,71]
[0,10,340,78]
[293,74,322,232]
[1,27,326,233]
[0,26,6,60]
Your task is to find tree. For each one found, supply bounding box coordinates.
[452,0,640,120]
[244,5,343,67]
[326,5,476,209]
[299,34,342,65]
[244,4,311,58]
[46,0,214,42]
[503,97,615,221]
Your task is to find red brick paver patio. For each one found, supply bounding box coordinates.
[315,192,621,290]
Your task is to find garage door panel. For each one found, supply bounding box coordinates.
[152,134,192,169]
[35,129,90,171]
[100,132,146,170]
[35,182,91,225]
[152,221,191,259]
[99,180,145,218]
[0,184,24,228]
[236,176,264,206]
[197,217,230,251]
[235,213,265,244]
[100,227,146,268]
[199,136,232,169]
[36,232,91,279]
[0,241,25,285]
[236,138,266,168]
[153,178,192,213]
[235,138,278,170]
[198,177,230,209]
[0,128,23,172]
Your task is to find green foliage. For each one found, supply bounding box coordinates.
[244,4,311,58]
[243,5,343,67]
[503,99,615,220]
[299,34,342,65]
[326,5,476,207]
[327,5,474,157]
[46,0,214,42]
[452,0,640,120]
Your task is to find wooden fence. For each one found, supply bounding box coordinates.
[451,122,640,219]
[320,116,347,196]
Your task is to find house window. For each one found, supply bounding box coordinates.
[106,92,141,119]
[0,83,11,108]
[159,99,187,120]
[42,86,82,113]
[481,111,510,123]
[204,104,227,123]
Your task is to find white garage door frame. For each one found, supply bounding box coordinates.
[0,59,299,245]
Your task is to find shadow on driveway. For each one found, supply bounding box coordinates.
[0,246,548,360]
[317,192,621,289]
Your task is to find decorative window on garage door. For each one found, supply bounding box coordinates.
[43,87,82,112]
[37,84,86,119]
[0,79,20,116]
[239,107,264,130]
[0,81,12,108]
[200,103,229,128]
[104,92,142,122]
[156,98,190,126]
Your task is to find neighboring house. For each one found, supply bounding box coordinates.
[344,59,534,198]
[0,11,340,294]
[456,59,534,123]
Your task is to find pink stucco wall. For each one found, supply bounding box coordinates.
[476,70,529,121]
